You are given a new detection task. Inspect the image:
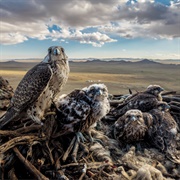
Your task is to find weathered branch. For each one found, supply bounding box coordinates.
[162,91,176,96]
[163,96,180,103]
[13,147,49,180]
[170,104,180,112]
[0,135,46,154]
[109,100,124,107]
[170,101,180,107]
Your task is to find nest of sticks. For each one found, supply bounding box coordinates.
[0,77,180,180]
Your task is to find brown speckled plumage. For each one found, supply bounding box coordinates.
[55,84,110,135]
[148,102,178,152]
[112,85,164,117]
[113,109,153,144]
[0,46,69,129]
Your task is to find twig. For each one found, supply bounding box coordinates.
[71,137,79,162]
[129,89,133,94]
[170,105,180,112]
[162,91,176,96]
[109,100,124,107]
[61,162,81,168]
[163,96,180,103]
[170,101,180,107]
[54,151,68,179]
[45,141,54,165]
[13,147,49,180]
[0,135,46,154]
[61,162,110,169]
[79,163,87,180]
[16,124,41,134]
[0,125,40,137]
[62,136,76,161]
[0,130,22,137]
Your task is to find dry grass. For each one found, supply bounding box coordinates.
[0,61,180,94]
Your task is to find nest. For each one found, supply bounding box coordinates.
[0,77,180,180]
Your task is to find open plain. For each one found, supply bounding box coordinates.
[0,59,179,94]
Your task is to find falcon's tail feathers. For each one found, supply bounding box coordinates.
[0,108,19,129]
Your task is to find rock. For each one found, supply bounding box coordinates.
[0,76,14,110]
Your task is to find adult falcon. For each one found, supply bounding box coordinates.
[0,46,69,129]
[111,85,164,118]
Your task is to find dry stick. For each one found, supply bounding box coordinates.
[170,104,180,112]
[162,91,176,96]
[13,147,49,180]
[109,100,124,107]
[0,135,46,154]
[0,125,41,137]
[45,141,54,165]
[170,101,180,107]
[16,124,41,134]
[163,96,180,103]
[71,138,79,162]
[0,130,22,137]
[54,151,68,179]
[79,163,87,180]
[61,162,110,169]
[62,136,76,161]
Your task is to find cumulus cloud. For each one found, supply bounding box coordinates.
[0,0,179,46]
[105,1,180,39]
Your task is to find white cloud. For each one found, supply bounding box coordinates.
[0,0,179,45]
[100,1,180,39]
[0,32,28,45]
[50,28,117,47]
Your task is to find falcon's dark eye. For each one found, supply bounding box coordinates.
[137,115,141,118]
[61,48,64,53]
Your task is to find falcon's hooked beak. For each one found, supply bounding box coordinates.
[53,48,60,56]
[154,87,164,95]
[158,87,164,94]
[160,87,164,92]
[97,89,103,96]
[130,116,137,121]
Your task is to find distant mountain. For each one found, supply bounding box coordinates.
[135,59,160,64]
[1,57,179,65]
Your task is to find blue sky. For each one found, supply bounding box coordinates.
[0,0,180,60]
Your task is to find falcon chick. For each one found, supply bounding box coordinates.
[113,109,152,146]
[148,101,178,154]
[112,85,164,118]
[55,83,110,137]
[55,84,110,162]
[0,46,69,129]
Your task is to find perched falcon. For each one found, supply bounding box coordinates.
[0,46,69,129]
[148,101,178,154]
[113,109,153,146]
[111,85,164,118]
[55,84,110,137]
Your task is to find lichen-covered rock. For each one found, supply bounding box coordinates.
[0,76,14,110]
